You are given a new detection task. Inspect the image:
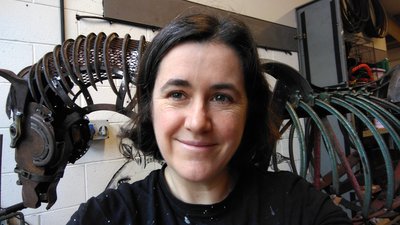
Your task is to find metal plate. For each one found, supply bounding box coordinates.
[103,0,298,52]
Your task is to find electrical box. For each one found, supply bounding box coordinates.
[296,0,348,87]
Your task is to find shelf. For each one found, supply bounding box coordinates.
[362,128,388,138]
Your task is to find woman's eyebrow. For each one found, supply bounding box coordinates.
[211,83,241,95]
[160,78,190,91]
[160,79,241,95]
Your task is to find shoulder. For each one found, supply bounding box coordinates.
[67,168,162,224]
[244,166,308,191]
[239,167,351,225]
[245,167,325,201]
[98,168,161,209]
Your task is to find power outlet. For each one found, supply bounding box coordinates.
[89,120,110,140]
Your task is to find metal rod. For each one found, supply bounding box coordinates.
[298,100,340,193]
[288,124,299,175]
[357,96,400,133]
[285,102,307,176]
[0,202,26,217]
[60,0,65,43]
[331,96,394,211]
[316,99,373,217]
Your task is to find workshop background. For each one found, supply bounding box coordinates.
[0,0,302,224]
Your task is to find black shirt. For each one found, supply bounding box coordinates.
[67,166,351,225]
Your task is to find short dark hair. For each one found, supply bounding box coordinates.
[120,13,279,168]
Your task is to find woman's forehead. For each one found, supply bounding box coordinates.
[155,42,244,84]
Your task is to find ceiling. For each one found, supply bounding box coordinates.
[380,0,400,50]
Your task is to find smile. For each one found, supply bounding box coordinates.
[177,139,217,151]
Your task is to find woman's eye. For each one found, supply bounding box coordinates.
[212,94,232,103]
[168,91,185,100]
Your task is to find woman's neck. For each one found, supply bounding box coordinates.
[164,166,235,205]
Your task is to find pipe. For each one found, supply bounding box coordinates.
[60,0,65,43]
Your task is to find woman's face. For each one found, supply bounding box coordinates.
[151,42,248,183]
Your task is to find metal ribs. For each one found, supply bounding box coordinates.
[265,61,400,221]
[27,32,146,116]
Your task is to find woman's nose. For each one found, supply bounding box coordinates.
[184,101,212,133]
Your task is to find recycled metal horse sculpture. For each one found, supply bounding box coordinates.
[0,32,146,213]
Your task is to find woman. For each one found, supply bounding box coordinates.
[67,13,351,225]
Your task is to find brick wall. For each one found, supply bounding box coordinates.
[0,0,300,224]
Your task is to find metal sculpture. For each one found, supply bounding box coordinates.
[0,33,146,217]
[265,61,400,222]
[1,32,400,224]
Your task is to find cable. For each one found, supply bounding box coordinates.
[341,0,370,34]
[363,0,388,38]
[340,0,387,38]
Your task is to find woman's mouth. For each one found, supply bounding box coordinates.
[177,139,217,151]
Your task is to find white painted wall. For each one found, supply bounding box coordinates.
[0,0,304,224]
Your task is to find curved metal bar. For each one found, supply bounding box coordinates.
[83,103,135,118]
[345,95,400,152]
[93,32,106,83]
[42,52,61,94]
[285,102,307,176]
[122,92,137,114]
[331,96,394,210]
[137,35,146,71]
[75,82,94,107]
[288,124,299,175]
[52,45,74,95]
[61,38,95,107]
[122,33,132,100]
[103,32,120,96]
[116,82,127,113]
[34,60,53,111]
[275,117,293,172]
[279,119,292,135]
[355,95,400,133]
[331,97,395,208]
[42,52,77,110]
[315,99,373,216]
[298,100,340,193]
[60,38,95,107]
[304,118,314,172]
[27,65,40,103]
[84,32,97,90]
[72,35,86,84]
[61,39,81,86]
[262,61,314,102]
[368,95,400,115]
[344,94,400,213]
